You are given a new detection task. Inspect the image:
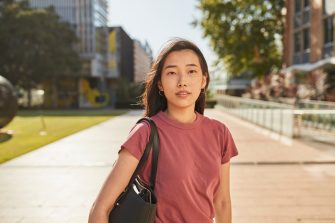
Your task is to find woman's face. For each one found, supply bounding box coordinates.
[158,49,207,111]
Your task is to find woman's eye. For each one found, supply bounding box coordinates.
[189,70,197,74]
[167,71,176,75]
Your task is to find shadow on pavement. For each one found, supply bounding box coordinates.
[0,132,12,143]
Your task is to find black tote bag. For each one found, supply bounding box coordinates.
[109,117,160,223]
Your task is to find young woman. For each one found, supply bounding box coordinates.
[88,38,238,223]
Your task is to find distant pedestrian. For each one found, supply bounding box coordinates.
[88,38,239,223]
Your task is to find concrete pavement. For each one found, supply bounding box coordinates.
[209,109,335,222]
[0,109,335,223]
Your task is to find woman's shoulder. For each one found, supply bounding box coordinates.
[128,119,151,136]
[201,114,229,132]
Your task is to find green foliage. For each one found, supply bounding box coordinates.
[114,79,145,108]
[0,0,81,90]
[0,110,124,164]
[206,88,215,100]
[116,78,144,102]
[194,0,284,77]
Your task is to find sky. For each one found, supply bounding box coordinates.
[108,0,218,72]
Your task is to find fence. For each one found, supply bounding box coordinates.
[216,95,335,138]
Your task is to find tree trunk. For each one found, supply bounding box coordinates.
[27,82,32,108]
[51,77,58,109]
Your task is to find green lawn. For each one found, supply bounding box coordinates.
[0,109,126,164]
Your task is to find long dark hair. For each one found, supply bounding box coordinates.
[141,38,210,117]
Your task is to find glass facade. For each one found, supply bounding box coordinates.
[295,0,301,13]
[291,0,335,63]
[324,17,334,45]
[293,0,311,64]
[25,0,108,77]
[29,0,77,24]
[92,0,108,76]
[294,32,301,53]
[323,0,335,58]
[323,0,335,15]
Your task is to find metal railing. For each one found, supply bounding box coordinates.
[216,95,335,138]
[294,109,335,137]
[296,99,335,109]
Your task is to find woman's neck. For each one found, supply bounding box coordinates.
[164,108,197,124]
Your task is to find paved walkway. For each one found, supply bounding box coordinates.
[0,109,335,223]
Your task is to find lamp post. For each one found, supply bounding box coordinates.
[36,89,47,136]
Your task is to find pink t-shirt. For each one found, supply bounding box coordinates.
[119,111,238,223]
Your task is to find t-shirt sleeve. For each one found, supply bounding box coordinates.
[220,124,239,164]
[118,122,150,160]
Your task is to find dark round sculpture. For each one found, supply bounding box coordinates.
[0,75,18,129]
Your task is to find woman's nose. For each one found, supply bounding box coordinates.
[178,82,187,87]
[177,73,188,87]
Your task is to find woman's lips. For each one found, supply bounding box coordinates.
[176,90,191,98]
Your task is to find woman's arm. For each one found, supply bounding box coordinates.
[88,149,139,223]
[214,161,232,223]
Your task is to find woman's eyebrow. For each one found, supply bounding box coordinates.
[164,65,177,69]
[186,64,198,67]
[164,64,198,69]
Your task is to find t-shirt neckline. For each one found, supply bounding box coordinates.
[156,110,203,130]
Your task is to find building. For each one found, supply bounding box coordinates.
[107,27,153,108]
[133,40,152,83]
[212,73,252,97]
[283,0,335,101]
[108,27,134,83]
[107,26,135,107]
[108,27,153,83]
[20,0,109,108]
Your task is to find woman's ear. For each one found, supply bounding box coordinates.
[201,75,207,89]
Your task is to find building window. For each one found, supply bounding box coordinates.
[302,28,310,63]
[302,0,310,25]
[294,0,310,27]
[323,0,335,15]
[294,32,302,53]
[295,0,310,12]
[323,16,334,58]
[323,0,335,58]
[303,10,310,24]
[304,0,309,8]
[324,16,334,44]
[294,13,302,27]
[303,28,310,50]
[294,0,302,28]
[293,0,311,64]
[295,0,302,13]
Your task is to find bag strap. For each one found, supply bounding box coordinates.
[126,117,159,191]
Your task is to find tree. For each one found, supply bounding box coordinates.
[194,0,284,77]
[0,0,81,106]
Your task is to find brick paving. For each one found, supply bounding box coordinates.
[0,109,334,223]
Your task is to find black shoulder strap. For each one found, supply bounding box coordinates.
[127,117,159,190]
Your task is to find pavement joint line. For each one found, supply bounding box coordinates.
[2,161,335,168]
[0,164,115,168]
[231,161,335,165]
